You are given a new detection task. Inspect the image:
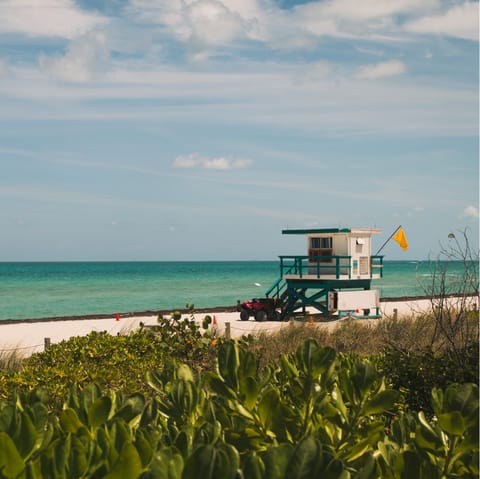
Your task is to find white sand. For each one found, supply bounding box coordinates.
[0,297,442,357]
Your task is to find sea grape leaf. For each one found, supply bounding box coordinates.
[194,420,222,447]
[135,431,153,467]
[81,383,102,413]
[70,436,89,478]
[176,364,194,383]
[438,412,465,436]
[96,427,115,465]
[182,444,239,479]
[363,390,399,416]
[239,376,260,410]
[150,447,183,479]
[104,442,143,479]
[296,339,319,376]
[0,404,14,433]
[264,443,293,479]
[444,383,479,415]
[60,408,84,433]
[442,383,480,430]
[331,384,347,422]
[323,458,349,479]
[353,453,376,479]
[50,435,70,477]
[221,443,241,477]
[237,349,257,383]
[25,460,43,479]
[342,436,371,462]
[146,370,164,395]
[111,420,132,453]
[280,354,299,380]
[114,393,145,423]
[140,399,159,427]
[88,396,112,430]
[30,402,49,432]
[12,411,36,460]
[402,450,421,479]
[242,451,265,479]
[296,341,336,380]
[169,379,200,419]
[174,429,192,457]
[218,342,239,390]
[205,373,236,400]
[29,385,50,405]
[0,432,25,478]
[258,388,281,431]
[285,435,323,479]
[182,445,213,479]
[349,360,377,399]
[414,419,443,452]
[233,402,255,421]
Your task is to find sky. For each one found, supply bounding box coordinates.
[0,0,478,261]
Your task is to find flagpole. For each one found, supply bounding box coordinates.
[375,225,402,255]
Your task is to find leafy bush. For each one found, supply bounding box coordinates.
[0,339,477,478]
[0,313,218,403]
[377,341,479,415]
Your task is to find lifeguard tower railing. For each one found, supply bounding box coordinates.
[265,254,383,301]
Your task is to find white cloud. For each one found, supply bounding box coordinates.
[354,60,406,79]
[304,0,438,22]
[129,0,261,49]
[0,0,108,39]
[290,0,438,41]
[173,153,253,170]
[404,2,479,41]
[127,0,476,56]
[187,1,257,46]
[1,64,476,137]
[39,31,110,82]
[462,205,480,219]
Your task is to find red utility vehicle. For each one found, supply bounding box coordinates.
[237,298,282,321]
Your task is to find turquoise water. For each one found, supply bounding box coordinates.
[0,261,472,321]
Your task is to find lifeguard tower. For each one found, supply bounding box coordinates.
[266,228,384,319]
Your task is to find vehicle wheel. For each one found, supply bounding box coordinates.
[272,310,281,321]
[240,310,250,321]
[255,310,267,322]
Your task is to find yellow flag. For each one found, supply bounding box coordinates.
[393,227,408,251]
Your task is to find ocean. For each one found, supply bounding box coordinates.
[0,261,472,321]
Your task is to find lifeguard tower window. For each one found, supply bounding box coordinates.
[311,237,332,249]
[309,237,333,263]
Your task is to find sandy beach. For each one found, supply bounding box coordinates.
[0,296,448,357]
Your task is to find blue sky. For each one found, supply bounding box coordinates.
[0,0,478,261]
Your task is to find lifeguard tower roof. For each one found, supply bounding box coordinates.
[282,228,381,235]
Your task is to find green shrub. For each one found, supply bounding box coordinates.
[0,339,477,478]
[0,313,219,403]
[377,341,479,415]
